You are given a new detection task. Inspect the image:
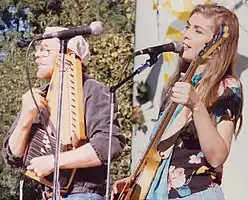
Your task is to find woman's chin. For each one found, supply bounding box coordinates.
[181,54,194,63]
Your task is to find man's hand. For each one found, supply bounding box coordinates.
[27,155,54,178]
[20,88,48,121]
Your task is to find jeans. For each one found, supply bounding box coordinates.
[48,193,104,200]
[170,185,225,200]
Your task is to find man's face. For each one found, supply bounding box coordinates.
[181,13,214,62]
[35,39,59,79]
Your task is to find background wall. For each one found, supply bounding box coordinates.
[132,1,248,199]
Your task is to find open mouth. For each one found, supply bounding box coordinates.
[183,43,191,50]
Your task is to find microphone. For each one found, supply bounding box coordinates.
[134,41,183,56]
[35,21,104,40]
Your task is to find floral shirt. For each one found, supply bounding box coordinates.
[168,76,242,198]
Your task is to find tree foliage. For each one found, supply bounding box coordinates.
[0,0,135,199]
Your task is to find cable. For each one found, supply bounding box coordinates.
[116,55,135,84]
[25,38,55,155]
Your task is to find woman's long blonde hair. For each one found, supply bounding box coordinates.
[166,4,243,134]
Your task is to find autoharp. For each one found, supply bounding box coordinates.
[23,52,86,193]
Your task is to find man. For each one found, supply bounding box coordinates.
[2,27,125,200]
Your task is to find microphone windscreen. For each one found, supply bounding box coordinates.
[173,41,184,53]
[90,21,104,36]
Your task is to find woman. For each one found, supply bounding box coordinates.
[112,3,243,200]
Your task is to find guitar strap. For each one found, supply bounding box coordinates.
[147,72,203,200]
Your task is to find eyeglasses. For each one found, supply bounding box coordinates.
[35,44,59,57]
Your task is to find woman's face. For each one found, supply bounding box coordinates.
[181,13,214,62]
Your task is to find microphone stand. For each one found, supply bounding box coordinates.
[52,39,68,200]
[105,54,158,200]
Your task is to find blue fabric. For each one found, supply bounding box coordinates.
[169,185,225,200]
[147,73,203,200]
[63,193,103,200]
[49,193,104,200]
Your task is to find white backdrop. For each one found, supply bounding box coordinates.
[132,1,248,199]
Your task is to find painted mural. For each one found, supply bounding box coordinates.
[133,1,248,199]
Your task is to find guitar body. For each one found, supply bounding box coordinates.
[129,158,161,200]
[117,147,162,200]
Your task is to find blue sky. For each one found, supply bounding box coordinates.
[0,7,30,33]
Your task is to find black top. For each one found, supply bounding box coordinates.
[168,77,242,198]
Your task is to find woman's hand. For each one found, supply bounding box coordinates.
[170,82,200,110]
[111,176,134,200]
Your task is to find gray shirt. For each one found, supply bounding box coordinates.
[2,74,125,196]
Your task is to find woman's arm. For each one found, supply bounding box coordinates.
[192,101,233,167]
[170,78,242,168]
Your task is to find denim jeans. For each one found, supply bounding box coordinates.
[170,185,225,200]
[48,193,104,200]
